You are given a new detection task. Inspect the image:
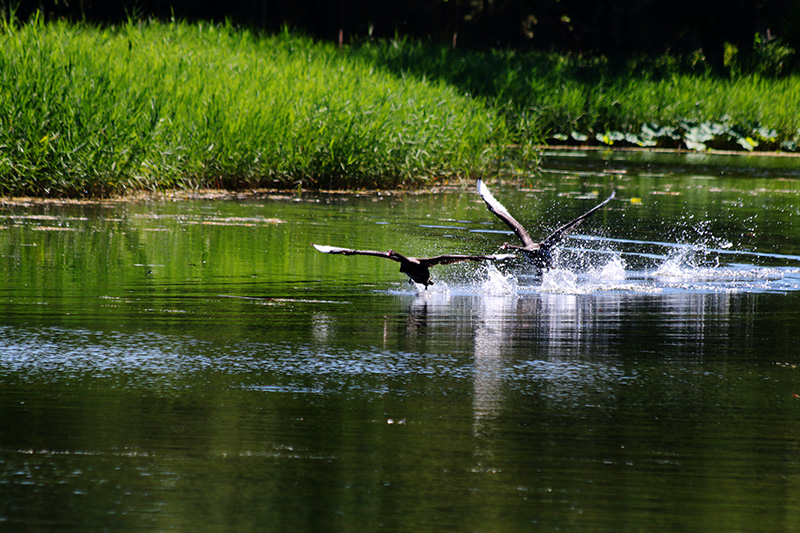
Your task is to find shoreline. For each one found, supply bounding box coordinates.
[539,145,800,158]
[3,146,800,205]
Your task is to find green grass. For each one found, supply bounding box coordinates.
[353,40,800,152]
[0,18,530,197]
[3,17,800,198]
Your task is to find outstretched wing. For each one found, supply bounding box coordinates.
[477,179,536,248]
[540,190,616,248]
[313,244,404,263]
[421,253,514,267]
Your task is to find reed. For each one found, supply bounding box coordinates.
[354,40,800,151]
[0,19,527,197]
[4,17,800,199]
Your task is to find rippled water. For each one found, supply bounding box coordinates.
[2,151,800,531]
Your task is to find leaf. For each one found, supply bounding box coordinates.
[756,126,777,142]
[684,139,707,151]
[596,132,612,145]
[625,132,656,147]
[736,136,757,151]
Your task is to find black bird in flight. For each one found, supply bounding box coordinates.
[477,179,615,270]
[313,244,512,288]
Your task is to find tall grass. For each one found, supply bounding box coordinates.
[354,40,800,151]
[0,19,527,197]
[4,17,800,198]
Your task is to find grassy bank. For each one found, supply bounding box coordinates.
[0,19,528,197]
[355,40,800,152]
[3,18,800,198]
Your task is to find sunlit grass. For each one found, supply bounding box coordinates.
[0,19,528,197]
[4,17,800,199]
[354,40,800,151]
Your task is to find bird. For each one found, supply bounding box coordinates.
[477,179,615,270]
[313,244,512,288]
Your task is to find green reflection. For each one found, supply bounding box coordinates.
[2,154,800,530]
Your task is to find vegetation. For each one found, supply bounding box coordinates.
[353,39,800,152]
[2,14,800,198]
[18,0,800,76]
[0,18,529,197]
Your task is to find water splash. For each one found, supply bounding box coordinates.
[385,238,800,297]
[589,254,627,281]
[648,244,789,292]
[653,246,716,281]
[480,263,518,296]
[540,268,580,293]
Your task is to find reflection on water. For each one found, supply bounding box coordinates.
[2,157,800,530]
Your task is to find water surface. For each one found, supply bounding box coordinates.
[2,151,800,531]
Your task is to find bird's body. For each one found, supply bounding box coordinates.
[477,179,615,270]
[313,244,511,288]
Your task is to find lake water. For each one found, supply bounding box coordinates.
[2,150,800,531]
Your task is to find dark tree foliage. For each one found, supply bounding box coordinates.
[6,0,800,69]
